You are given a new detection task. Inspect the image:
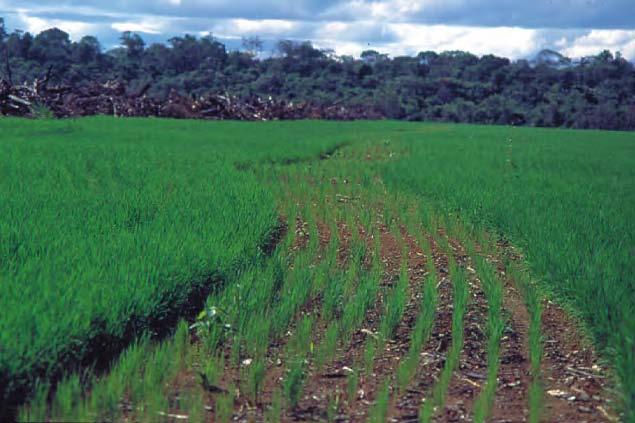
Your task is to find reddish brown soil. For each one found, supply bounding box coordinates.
[290,223,404,422]
[491,242,613,423]
[189,215,317,422]
[246,218,338,422]
[391,234,454,421]
[106,159,616,423]
[337,221,353,266]
[222,212,364,422]
[540,302,614,422]
[469,246,533,423]
[378,224,403,276]
[491,270,532,422]
[356,222,377,270]
[434,238,489,422]
[292,216,310,252]
[346,228,428,421]
[316,221,332,253]
[158,212,614,423]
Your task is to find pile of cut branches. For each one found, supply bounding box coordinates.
[0,77,382,121]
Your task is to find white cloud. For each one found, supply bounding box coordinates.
[310,38,363,56]
[230,19,297,35]
[561,30,635,58]
[1,1,633,59]
[111,19,167,35]
[310,20,396,43]
[269,22,545,59]
[294,20,635,60]
[14,9,98,39]
[367,0,425,19]
[386,24,538,57]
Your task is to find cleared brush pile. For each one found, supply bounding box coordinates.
[0,77,383,120]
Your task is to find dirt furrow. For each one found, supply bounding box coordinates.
[213,215,323,422]
[239,216,343,422]
[492,242,613,423]
[434,239,488,422]
[203,209,613,423]
[490,274,531,423]
[337,221,353,266]
[292,216,311,252]
[292,223,401,421]
[349,228,429,421]
[391,234,454,422]
[540,302,613,422]
[470,244,532,423]
[317,221,333,255]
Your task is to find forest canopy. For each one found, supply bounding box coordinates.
[1,19,634,130]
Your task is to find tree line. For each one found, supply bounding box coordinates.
[1,18,634,130]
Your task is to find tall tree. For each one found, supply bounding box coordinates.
[30,28,71,64]
[361,50,388,64]
[73,35,101,64]
[120,31,145,59]
[5,31,32,61]
[1,22,634,130]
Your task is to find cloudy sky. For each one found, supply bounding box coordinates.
[1,0,634,60]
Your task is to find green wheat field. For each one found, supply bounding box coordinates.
[1,117,633,422]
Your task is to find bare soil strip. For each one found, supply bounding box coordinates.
[317,221,332,255]
[463,246,533,423]
[348,228,429,421]
[491,243,613,423]
[202,215,312,422]
[292,223,403,421]
[142,216,309,423]
[337,221,353,267]
[160,203,614,423]
[246,216,337,422]
[490,264,532,423]
[434,239,489,422]
[540,302,613,422]
[292,216,310,252]
[391,234,454,421]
